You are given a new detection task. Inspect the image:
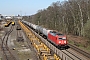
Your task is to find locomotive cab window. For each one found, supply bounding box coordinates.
[58,38,66,40]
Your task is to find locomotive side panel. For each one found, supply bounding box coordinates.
[48,33,57,45]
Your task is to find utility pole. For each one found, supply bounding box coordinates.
[20,10,22,16]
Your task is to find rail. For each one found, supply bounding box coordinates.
[68,44,90,58]
[1,25,16,60]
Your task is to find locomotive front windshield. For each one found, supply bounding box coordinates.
[58,37,66,40]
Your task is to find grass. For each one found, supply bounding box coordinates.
[86,46,90,52]
[68,40,74,44]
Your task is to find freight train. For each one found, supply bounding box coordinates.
[22,20,68,48]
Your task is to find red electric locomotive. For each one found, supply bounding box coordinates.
[48,31,67,48]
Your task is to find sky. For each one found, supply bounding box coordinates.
[0,0,66,16]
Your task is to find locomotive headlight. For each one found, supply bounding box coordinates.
[59,41,61,43]
[63,37,66,39]
[64,41,66,43]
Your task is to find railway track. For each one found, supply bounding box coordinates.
[68,44,90,59]
[1,25,16,60]
[17,30,24,42]
[16,26,24,42]
[61,49,82,60]
[21,20,90,60]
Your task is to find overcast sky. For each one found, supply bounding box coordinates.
[0,0,66,16]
